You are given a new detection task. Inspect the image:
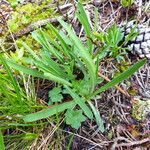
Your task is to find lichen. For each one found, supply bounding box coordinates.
[132,99,150,121]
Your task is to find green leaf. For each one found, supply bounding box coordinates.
[72,76,91,96]
[65,109,86,129]
[7,59,44,77]
[88,101,105,132]
[31,31,63,61]
[48,87,63,103]
[23,101,76,122]
[93,32,105,43]
[22,42,40,61]
[0,130,5,150]
[58,18,96,93]
[0,55,22,101]
[7,60,72,86]
[23,133,39,140]
[105,24,124,46]
[44,72,72,86]
[64,86,93,119]
[46,24,72,58]
[76,2,93,53]
[121,0,134,7]
[76,2,91,35]
[93,59,147,96]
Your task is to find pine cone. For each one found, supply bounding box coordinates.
[122,21,150,59]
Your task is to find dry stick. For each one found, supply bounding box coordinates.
[98,72,131,98]
[7,18,59,39]
[7,1,105,40]
[115,138,150,148]
[7,3,74,40]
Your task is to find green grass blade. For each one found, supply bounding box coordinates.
[7,60,72,86]
[88,101,104,132]
[0,55,22,101]
[76,2,93,53]
[93,59,147,96]
[47,24,72,58]
[66,134,74,150]
[32,31,63,61]
[0,130,5,150]
[58,18,96,93]
[65,86,93,119]
[22,42,40,60]
[0,84,12,103]
[33,55,66,78]
[23,101,76,122]
[76,2,91,36]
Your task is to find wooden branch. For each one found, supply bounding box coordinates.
[7,17,59,40]
[7,3,74,40]
[115,138,150,148]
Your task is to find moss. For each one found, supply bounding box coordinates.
[7,0,55,33]
[5,0,58,52]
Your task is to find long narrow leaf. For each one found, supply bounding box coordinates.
[58,18,96,93]
[47,24,72,58]
[93,59,147,96]
[65,86,93,119]
[22,42,40,61]
[0,130,5,150]
[23,101,76,122]
[76,2,93,53]
[0,55,22,101]
[32,31,63,61]
[33,55,66,78]
[23,42,66,77]
[7,60,72,86]
[88,101,104,132]
[76,2,92,35]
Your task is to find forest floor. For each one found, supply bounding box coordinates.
[0,0,150,149]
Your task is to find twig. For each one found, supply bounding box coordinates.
[115,138,150,148]
[7,17,59,39]
[6,3,74,40]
